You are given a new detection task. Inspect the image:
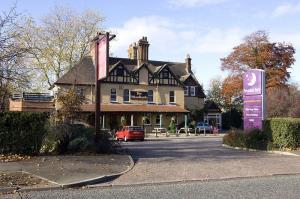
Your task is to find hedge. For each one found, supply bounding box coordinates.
[0,112,49,155]
[264,118,300,149]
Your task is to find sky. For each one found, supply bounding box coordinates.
[2,0,300,90]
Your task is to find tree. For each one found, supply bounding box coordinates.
[267,84,300,118]
[206,77,225,110]
[23,7,104,88]
[221,30,295,88]
[221,75,243,110]
[56,88,84,123]
[0,5,31,110]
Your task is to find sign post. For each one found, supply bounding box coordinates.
[243,69,266,130]
[94,32,109,143]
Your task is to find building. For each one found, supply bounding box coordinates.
[52,37,206,131]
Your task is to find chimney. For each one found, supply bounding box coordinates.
[128,42,138,60]
[137,36,150,66]
[185,54,192,74]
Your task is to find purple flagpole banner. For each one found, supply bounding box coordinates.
[243,69,266,130]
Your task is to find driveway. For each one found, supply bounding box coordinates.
[107,136,300,185]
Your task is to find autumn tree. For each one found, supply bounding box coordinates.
[221,30,295,88]
[56,87,84,123]
[23,7,104,88]
[0,5,31,110]
[267,84,300,118]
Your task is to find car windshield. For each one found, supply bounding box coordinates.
[129,126,143,131]
[197,122,209,126]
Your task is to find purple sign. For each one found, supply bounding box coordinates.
[243,70,262,96]
[243,69,265,130]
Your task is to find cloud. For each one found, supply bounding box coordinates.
[167,0,230,8]
[272,2,300,17]
[109,15,245,60]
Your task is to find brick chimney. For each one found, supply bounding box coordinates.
[185,54,192,74]
[128,42,138,60]
[137,36,150,66]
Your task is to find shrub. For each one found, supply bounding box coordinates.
[41,124,117,154]
[0,112,48,155]
[264,118,300,149]
[223,128,268,150]
[223,129,246,148]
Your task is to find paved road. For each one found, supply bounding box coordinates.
[4,175,300,199]
[108,136,300,185]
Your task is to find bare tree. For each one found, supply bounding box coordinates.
[23,7,104,88]
[0,5,31,110]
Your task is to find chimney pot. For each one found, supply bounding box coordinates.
[185,54,192,74]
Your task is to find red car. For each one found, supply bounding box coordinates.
[115,126,145,142]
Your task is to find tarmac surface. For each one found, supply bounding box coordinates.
[103,136,300,185]
[4,174,300,199]
[0,154,131,187]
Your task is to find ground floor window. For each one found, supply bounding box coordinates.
[143,113,151,125]
[155,114,162,125]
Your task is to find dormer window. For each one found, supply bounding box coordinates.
[116,66,124,76]
[162,70,169,79]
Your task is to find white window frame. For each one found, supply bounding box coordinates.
[155,114,161,125]
[184,86,189,96]
[143,113,151,125]
[123,89,130,103]
[169,91,176,104]
[110,88,117,102]
[148,90,154,104]
[190,86,196,96]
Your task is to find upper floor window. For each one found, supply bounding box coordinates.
[169,91,175,104]
[162,70,169,79]
[190,86,196,96]
[148,90,154,103]
[116,67,124,76]
[111,88,117,102]
[184,86,189,96]
[123,89,130,102]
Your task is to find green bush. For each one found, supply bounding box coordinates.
[223,129,246,148]
[0,112,49,155]
[264,118,300,149]
[223,128,268,150]
[41,124,117,154]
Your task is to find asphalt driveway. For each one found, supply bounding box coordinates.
[107,136,300,185]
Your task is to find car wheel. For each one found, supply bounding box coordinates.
[124,136,128,142]
[140,138,144,141]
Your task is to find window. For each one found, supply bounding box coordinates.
[116,67,123,76]
[148,90,154,103]
[110,88,117,102]
[143,113,151,125]
[76,88,84,97]
[190,86,196,96]
[155,114,161,125]
[162,70,169,79]
[169,91,175,104]
[123,89,130,102]
[184,86,189,96]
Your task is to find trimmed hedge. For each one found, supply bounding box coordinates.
[0,112,48,155]
[223,128,269,150]
[264,118,300,149]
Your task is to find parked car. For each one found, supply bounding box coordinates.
[196,122,212,133]
[115,126,145,142]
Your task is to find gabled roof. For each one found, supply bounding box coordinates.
[52,56,205,97]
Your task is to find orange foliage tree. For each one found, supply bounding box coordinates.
[221,30,295,88]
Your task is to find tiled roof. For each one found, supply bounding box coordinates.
[81,104,189,113]
[53,56,204,97]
